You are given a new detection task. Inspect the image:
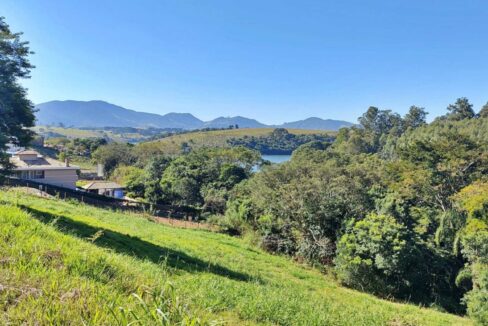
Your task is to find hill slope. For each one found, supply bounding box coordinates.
[0,189,471,325]
[136,128,335,155]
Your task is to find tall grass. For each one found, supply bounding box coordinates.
[0,189,471,325]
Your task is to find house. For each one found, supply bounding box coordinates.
[82,181,124,198]
[9,150,79,189]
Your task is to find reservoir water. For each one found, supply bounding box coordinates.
[261,154,292,164]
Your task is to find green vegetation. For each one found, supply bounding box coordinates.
[228,128,334,154]
[111,146,261,215]
[32,126,159,143]
[222,102,488,323]
[1,17,485,324]
[0,17,35,179]
[76,101,488,324]
[136,128,334,156]
[0,189,470,325]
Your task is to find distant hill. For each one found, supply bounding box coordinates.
[204,116,267,129]
[279,117,354,130]
[137,128,334,155]
[35,100,203,129]
[35,100,353,131]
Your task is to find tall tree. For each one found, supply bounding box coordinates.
[358,106,402,135]
[479,102,488,118]
[0,17,35,178]
[445,97,475,121]
[403,106,427,129]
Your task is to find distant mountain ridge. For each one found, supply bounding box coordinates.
[204,116,267,129]
[35,100,354,131]
[278,117,353,130]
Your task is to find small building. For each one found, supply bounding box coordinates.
[9,150,79,189]
[82,181,124,198]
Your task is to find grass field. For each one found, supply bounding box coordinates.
[137,128,335,155]
[32,126,147,143]
[0,189,471,325]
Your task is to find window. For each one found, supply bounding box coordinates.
[15,170,45,180]
[33,170,45,179]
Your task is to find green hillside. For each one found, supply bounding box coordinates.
[137,128,334,155]
[32,126,148,143]
[0,189,470,325]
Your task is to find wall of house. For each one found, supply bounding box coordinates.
[43,169,78,189]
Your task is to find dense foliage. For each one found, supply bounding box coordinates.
[228,128,334,154]
[109,146,261,215]
[0,17,35,178]
[47,137,108,161]
[220,100,488,321]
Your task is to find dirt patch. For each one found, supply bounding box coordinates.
[153,216,216,231]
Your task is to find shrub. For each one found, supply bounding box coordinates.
[207,200,252,235]
[334,213,419,297]
[461,219,488,324]
[298,226,336,266]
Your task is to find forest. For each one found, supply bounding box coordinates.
[88,98,488,323]
[227,128,334,154]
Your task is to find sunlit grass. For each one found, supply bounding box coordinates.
[0,189,471,325]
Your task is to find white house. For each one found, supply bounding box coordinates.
[9,150,79,189]
[82,181,124,198]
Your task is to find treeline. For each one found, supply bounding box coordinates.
[227,128,334,154]
[148,125,243,142]
[216,99,487,322]
[46,137,108,159]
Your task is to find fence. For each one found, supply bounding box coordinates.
[2,177,200,220]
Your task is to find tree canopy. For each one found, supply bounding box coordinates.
[0,17,35,178]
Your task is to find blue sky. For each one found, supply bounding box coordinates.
[2,1,488,124]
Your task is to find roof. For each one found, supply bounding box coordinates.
[9,154,79,170]
[82,181,124,190]
[16,150,40,155]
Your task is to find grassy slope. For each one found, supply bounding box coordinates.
[137,128,335,155]
[32,126,146,142]
[0,189,470,325]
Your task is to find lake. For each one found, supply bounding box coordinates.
[261,154,292,164]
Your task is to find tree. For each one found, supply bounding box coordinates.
[112,166,146,198]
[403,106,427,129]
[334,213,421,297]
[144,155,172,205]
[445,97,475,121]
[454,182,488,324]
[356,107,403,153]
[0,17,36,179]
[479,102,488,118]
[91,143,136,175]
[358,106,402,135]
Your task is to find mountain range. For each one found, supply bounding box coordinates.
[35,100,354,131]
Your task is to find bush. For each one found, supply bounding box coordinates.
[334,213,418,297]
[260,224,298,256]
[464,287,488,325]
[461,219,488,324]
[207,200,252,235]
[298,226,336,266]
